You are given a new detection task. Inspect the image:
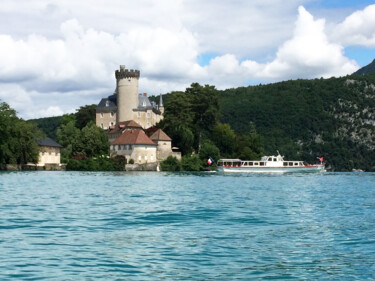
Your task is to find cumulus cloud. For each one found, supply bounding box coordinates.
[258,6,358,79]
[333,4,375,47]
[202,7,358,85]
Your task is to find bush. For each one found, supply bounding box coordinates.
[128,158,134,164]
[199,141,220,168]
[112,155,126,170]
[66,157,124,171]
[181,154,201,171]
[160,156,181,171]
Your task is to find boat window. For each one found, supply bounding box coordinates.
[254,162,259,166]
[273,158,277,161]
[294,162,298,166]
[260,162,265,166]
[283,162,288,166]
[289,162,293,166]
[249,162,253,166]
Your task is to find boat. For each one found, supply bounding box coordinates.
[217,152,325,173]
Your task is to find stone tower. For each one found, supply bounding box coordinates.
[115,65,140,123]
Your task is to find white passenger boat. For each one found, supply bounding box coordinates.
[217,153,325,173]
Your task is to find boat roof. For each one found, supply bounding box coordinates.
[218,159,242,161]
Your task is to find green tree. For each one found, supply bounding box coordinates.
[81,122,109,157]
[57,119,83,160]
[187,83,220,152]
[76,104,97,129]
[0,101,40,166]
[211,123,236,157]
[199,141,220,168]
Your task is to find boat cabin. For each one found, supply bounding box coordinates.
[218,155,305,168]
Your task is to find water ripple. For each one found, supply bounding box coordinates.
[0,171,375,280]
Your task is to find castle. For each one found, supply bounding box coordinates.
[96,65,164,130]
[95,66,180,165]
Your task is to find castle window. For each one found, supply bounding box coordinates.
[143,101,146,107]
[151,155,154,161]
[145,155,148,161]
[138,155,142,161]
[106,101,110,107]
[137,112,141,118]
[146,112,150,118]
[101,123,104,128]
[100,113,104,118]
[110,111,114,117]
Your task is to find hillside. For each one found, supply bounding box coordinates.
[28,116,62,140]
[353,59,375,76]
[218,74,375,171]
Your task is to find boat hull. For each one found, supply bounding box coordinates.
[218,165,325,173]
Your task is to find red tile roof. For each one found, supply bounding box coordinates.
[107,120,143,133]
[150,129,172,141]
[111,129,156,146]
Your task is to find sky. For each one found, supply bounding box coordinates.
[0,0,375,119]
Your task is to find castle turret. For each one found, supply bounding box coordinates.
[159,94,164,114]
[115,65,140,123]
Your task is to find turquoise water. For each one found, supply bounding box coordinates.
[0,171,374,280]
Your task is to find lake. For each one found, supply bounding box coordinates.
[1,171,374,280]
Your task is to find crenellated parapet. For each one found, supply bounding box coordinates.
[115,65,140,80]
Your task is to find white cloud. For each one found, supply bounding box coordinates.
[258,6,359,79]
[201,6,358,86]
[333,4,375,47]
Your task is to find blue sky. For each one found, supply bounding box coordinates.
[0,0,374,119]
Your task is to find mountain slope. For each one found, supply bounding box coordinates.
[353,59,375,75]
[218,74,375,171]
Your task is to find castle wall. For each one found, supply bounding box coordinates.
[156,140,173,160]
[96,111,116,129]
[133,109,164,129]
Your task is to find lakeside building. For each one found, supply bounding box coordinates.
[109,121,180,164]
[96,65,164,130]
[36,138,63,167]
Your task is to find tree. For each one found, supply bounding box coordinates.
[187,83,220,152]
[81,122,109,157]
[160,84,220,155]
[211,123,236,157]
[57,120,109,160]
[199,141,220,168]
[0,101,40,166]
[76,104,97,129]
[57,119,82,159]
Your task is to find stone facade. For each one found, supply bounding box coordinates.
[96,111,116,129]
[96,65,164,130]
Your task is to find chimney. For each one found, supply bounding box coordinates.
[143,93,147,97]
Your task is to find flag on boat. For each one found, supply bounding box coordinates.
[318,157,323,162]
[207,157,213,165]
